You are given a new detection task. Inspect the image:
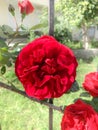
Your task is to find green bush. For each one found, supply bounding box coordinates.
[54,23,72,44]
[91,40,98,48]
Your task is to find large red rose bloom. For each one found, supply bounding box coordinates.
[61,100,98,130]
[15,35,78,100]
[83,72,98,97]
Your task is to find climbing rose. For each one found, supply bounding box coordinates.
[18,0,34,15]
[83,72,98,97]
[61,99,98,130]
[15,35,78,100]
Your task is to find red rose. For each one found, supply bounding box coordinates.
[83,72,98,97]
[15,35,78,100]
[61,99,98,130]
[18,0,34,15]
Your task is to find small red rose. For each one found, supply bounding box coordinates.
[15,35,78,100]
[61,99,98,130]
[18,0,34,15]
[83,72,98,97]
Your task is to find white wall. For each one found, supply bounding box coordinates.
[0,0,8,25]
[31,0,49,6]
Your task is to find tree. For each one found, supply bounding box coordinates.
[56,0,98,49]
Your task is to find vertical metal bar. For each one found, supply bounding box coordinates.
[48,0,54,36]
[49,99,53,130]
[48,1,54,130]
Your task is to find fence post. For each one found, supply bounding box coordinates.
[48,0,54,130]
[48,0,54,36]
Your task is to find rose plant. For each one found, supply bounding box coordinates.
[1,0,98,130]
[15,35,78,100]
[0,0,35,74]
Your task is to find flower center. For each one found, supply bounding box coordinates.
[41,58,57,75]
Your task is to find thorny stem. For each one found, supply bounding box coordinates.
[0,81,64,113]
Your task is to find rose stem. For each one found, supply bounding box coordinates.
[0,81,64,113]
[48,0,54,130]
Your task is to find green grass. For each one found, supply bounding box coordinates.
[64,41,83,49]
[0,57,98,130]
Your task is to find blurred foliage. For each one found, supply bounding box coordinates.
[0,5,45,76]
[1,0,98,75]
[90,40,98,48]
[56,0,98,27]
[40,0,98,49]
[56,0,98,49]
[0,2,98,129]
[0,24,24,75]
[54,20,72,43]
[40,8,73,43]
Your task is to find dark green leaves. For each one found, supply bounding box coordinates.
[0,27,8,39]
[30,23,47,30]
[1,66,6,75]
[0,47,11,66]
[2,25,14,36]
[80,92,90,97]
[70,80,79,92]
[0,39,7,48]
[0,25,14,39]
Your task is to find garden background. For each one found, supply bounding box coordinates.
[0,0,98,130]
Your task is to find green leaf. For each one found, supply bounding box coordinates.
[70,80,79,92]
[0,39,8,48]
[92,97,98,103]
[2,25,14,35]
[6,61,12,67]
[19,31,29,36]
[30,23,47,30]
[20,25,27,30]
[0,27,8,39]
[90,98,98,112]
[80,92,90,97]
[0,48,11,66]
[1,66,6,75]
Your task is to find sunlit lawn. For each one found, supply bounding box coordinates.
[0,57,98,130]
